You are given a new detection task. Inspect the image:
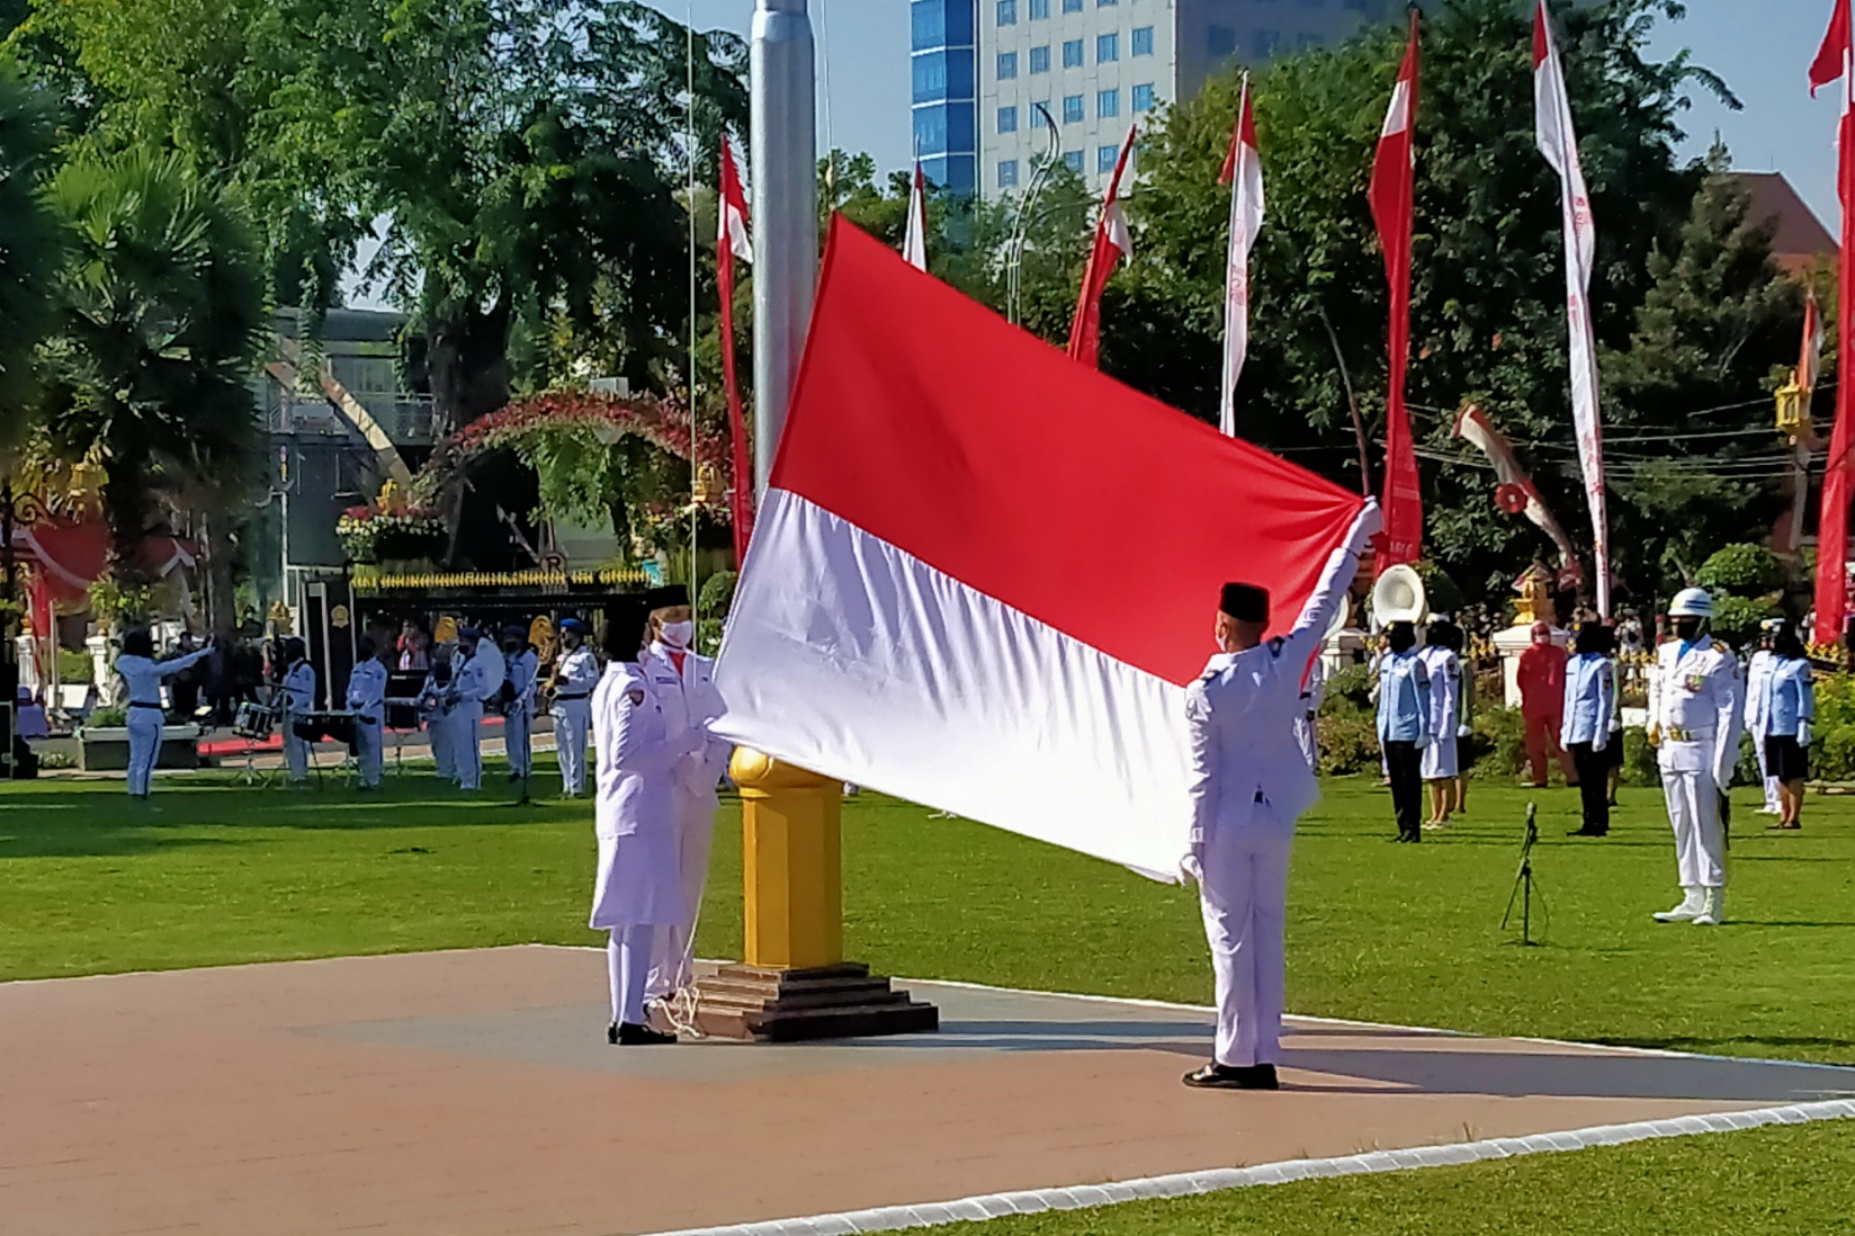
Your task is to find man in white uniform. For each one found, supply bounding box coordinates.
[638,585,732,1003]
[1183,500,1380,1090]
[552,618,599,797]
[450,628,494,791]
[502,625,539,783]
[419,648,457,782]
[277,638,317,785]
[1646,587,1742,927]
[116,630,213,799]
[346,635,389,789]
[1742,620,1781,816]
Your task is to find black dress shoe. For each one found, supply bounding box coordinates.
[607,1021,619,1044]
[1568,827,1608,837]
[1183,1062,1278,1090]
[617,1022,676,1045]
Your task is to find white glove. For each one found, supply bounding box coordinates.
[1180,848,1205,886]
[1351,499,1385,547]
[1798,719,1813,748]
[1414,732,1430,750]
[1592,734,1607,754]
[1456,724,1472,739]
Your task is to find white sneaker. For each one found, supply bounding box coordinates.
[1653,888,1705,922]
[1691,887,1725,926]
[1756,807,1780,817]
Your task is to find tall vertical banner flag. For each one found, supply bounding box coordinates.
[903,159,929,271]
[1533,2,1610,618]
[1368,14,1422,569]
[718,136,755,564]
[1802,287,1825,393]
[1217,76,1264,437]
[715,218,1363,879]
[1067,125,1139,369]
[1810,0,1855,647]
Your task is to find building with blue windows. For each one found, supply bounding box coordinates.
[911,1,979,195]
[973,0,1417,198]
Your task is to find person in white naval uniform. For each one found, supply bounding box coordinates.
[1647,587,1742,927]
[589,597,693,1045]
[552,618,599,797]
[276,638,317,785]
[638,585,733,1003]
[1742,621,1782,816]
[346,635,389,789]
[502,626,539,783]
[1182,499,1381,1090]
[116,629,213,798]
[418,650,457,782]
[450,628,496,791]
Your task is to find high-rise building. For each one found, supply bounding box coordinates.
[958,0,1410,198]
[912,1,980,195]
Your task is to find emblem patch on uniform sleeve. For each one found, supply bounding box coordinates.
[626,689,646,706]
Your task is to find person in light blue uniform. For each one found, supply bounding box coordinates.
[1562,622,1617,837]
[1376,622,1431,843]
[1759,622,1814,831]
[116,630,213,799]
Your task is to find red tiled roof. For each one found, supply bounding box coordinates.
[1730,171,1835,275]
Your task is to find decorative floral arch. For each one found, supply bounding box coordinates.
[409,389,735,518]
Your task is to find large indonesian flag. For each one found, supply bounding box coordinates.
[713,219,1363,879]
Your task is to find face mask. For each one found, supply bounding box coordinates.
[659,620,695,649]
[1673,618,1702,642]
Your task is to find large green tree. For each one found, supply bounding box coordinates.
[40,148,267,581]
[0,64,62,444]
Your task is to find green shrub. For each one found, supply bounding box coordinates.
[58,649,92,682]
[1622,727,1659,787]
[699,570,738,621]
[1696,543,1784,594]
[1323,663,1375,711]
[1316,712,1380,777]
[85,706,128,728]
[1712,594,1779,648]
[1473,704,1528,779]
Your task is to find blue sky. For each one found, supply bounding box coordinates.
[647,0,1845,230]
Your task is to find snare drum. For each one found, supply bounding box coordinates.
[233,701,276,740]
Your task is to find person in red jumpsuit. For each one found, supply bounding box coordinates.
[1517,621,1576,787]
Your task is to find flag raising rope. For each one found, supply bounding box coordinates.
[1369,13,1422,570]
[1217,75,1263,437]
[1533,1,1610,618]
[1067,125,1138,369]
[1810,0,1855,646]
[718,135,755,564]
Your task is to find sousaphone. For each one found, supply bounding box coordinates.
[1372,563,1428,626]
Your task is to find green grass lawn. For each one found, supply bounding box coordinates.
[4,761,1853,1232]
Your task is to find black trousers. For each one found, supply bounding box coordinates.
[1384,741,1423,840]
[1570,742,1609,834]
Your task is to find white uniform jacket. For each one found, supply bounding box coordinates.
[1743,649,1774,738]
[552,647,601,712]
[589,663,688,930]
[279,661,317,717]
[643,643,731,808]
[1647,637,1742,787]
[1185,531,1368,848]
[116,648,213,709]
[346,660,388,721]
[508,649,539,712]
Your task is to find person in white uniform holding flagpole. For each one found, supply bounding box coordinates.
[1647,587,1741,927]
[1182,499,1381,1090]
[589,597,692,1046]
[639,585,733,1005]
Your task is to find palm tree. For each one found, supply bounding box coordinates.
[41,148,267,584]
[0,66,63,446]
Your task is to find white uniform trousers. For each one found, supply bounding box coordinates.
[453,702,483,790]
[646,793,719,999]
[1198,820,1294,1069]
[1660,763,1726,889]
[607,925,657,1026]
[126,706,164,797]
[428,712,456,782]
[282,715,310,783]
[355,717,384,788]
[555,701,591,796]
[1753,736,1779,811]
[506,702,532,778]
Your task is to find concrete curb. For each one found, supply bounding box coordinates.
[640,1099,1855,1236]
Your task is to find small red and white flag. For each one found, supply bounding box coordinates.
[1217,75,1263,437]
[1067,124,1138,369]
[1534,0,1610,618]
[717,135,755,563]
[715,219,1364,879]
[1810,0,1855,645]
[1369,13,1422,570]
[1802,287,1825,393]
[902,158,929,271]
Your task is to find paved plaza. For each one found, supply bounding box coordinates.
[5,946,1853,1236]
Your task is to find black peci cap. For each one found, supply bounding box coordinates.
[644,584,690,611]
[1219,582,1270,624]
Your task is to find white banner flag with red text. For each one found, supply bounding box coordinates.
[1533,1,1610,618]
[1217,76,1263,436]
[903,159,929,271]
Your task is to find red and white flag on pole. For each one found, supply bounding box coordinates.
[1067,124,1138,369]
[902,158,929,271]
[1369,13,1422,569]
[1217,75,1264,437]
[715,219,1363,879]
[1533,1,1610,618]
[1810,0,1855,645]
[1802,287,1825,393]
[718,135,755,564]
